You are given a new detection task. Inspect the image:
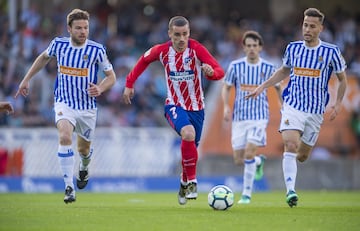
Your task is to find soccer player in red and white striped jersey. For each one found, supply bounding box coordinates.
[246,8,347,207]
[123,16,224,205]
[15,9,116,203]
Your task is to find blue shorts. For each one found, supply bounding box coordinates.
[164,105,204,146]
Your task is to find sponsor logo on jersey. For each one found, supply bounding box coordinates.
[240,84,258,92]
[293,67,320,78]
[60,66,88,77]
[169,71,195,81]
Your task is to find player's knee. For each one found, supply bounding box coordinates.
[233,157,244,165]
[181,127,196,141]
[59,134,72,146]
[297,154,308,162]
[284,141,298,153]
[78,146,90,155]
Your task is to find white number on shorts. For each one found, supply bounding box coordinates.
[308,132,318,144]
[170,107,177,120]
[252,127,262,138]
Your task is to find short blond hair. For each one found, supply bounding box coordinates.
[304,8,325,24]
[67,9,90,27]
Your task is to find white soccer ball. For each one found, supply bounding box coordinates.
[207,185,234,210]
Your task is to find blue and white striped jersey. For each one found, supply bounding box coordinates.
[282,40,346,114]
[46,37,113,110]
[225,57,276,121]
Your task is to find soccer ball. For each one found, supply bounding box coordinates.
[207,185,234,210]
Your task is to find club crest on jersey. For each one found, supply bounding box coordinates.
[284,119,290,125]
[318,56,323,63]
[184,57,192,64]
[83,54,89,62]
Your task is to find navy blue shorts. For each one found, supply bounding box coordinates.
[164,105,204,147]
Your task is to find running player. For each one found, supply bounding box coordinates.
[123,16,224,205]
[15,9,116,203]
[246,8,347,207]
[222,30,282,204]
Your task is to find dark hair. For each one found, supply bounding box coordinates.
[242,30,264,46]
[67,9,90,26]
[168,16,189,29]
[304,8,325,24]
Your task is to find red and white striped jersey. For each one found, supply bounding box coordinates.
[126,39,224,111]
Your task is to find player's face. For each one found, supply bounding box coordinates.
[302,16,323,45]
[168,25,190,52]
[68,19,89,46]
[243,38,262,62]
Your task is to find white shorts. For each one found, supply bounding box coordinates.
[231,120,268,150]
[54,102,97,142]
[279,103,323,146]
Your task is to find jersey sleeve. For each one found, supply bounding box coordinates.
[97,46,113,72]
[46,38,57,57]
[331,46,347,73]
[282,44,292,68]
[125,45,161,88]
[224,62,235,85]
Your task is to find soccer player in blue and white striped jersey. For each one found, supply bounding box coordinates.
[222,31,282,204]
[15,9,116,203]
[246,8,347,207]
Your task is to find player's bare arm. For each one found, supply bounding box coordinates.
[88,70,116,97]
[274,83,284,105]
[329,71,347,121]
[245,66,290,99]
[221,84,232,122]
[14,51,51,98]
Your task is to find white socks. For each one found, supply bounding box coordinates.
[58,145,74,189]
[254,156,261,166]
[242,158,256,197]
[282,152,297,193]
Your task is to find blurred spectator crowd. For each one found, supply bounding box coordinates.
[0,1,359,127]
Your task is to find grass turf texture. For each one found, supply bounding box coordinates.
[1,191,359,231]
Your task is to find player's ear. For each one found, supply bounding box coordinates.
[168,29,171,38]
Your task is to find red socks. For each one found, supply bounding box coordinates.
[181,140,198,182]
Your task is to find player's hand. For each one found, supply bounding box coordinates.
[14,80,30,98]
[201,63,214,76]
[329,104,341,121]
[88,82,102,97]
[0,102,14,114]
[245,86,263,100]
[223,105,231,122]
[123,87,134,105]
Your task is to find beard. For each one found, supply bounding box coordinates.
[71,36,86,46]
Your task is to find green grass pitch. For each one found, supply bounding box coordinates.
[1,191,359,231]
